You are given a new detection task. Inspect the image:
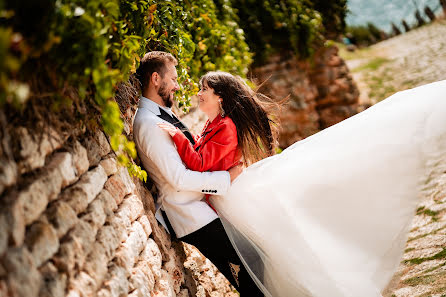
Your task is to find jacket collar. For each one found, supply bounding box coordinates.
[204,115,225,133]
[138,96,173,116]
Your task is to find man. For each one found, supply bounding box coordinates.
[133,51,263,296]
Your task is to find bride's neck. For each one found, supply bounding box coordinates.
[207,110,219,122]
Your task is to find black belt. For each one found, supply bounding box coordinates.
[161,210,177,239]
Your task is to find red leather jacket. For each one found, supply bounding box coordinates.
[172,116,241,207]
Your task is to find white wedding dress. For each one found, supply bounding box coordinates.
[211,80,446,297]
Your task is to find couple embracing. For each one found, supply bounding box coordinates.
[133,51,446,297]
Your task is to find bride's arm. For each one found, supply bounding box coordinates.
[159,122,237,172]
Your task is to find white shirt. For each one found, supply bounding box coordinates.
[133,96,230,237]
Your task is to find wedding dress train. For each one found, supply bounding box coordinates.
[212,80,446,297]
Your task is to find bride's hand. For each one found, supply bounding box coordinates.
[157,123,178,137]
[228,162,244,182]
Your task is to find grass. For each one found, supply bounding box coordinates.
[352,57,391,72]
[368,75,396,102]
[407,226,446,242]
[404,248,446,265]
[336,42,373,61]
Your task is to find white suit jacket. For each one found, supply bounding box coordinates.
[133,97,230,237]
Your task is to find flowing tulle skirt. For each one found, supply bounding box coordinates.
[212,80,446,297]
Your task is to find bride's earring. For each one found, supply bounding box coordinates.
[219,100,225,117]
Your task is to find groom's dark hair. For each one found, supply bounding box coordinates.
[136,51,178,92]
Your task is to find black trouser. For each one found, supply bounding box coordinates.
[181,219,264,297]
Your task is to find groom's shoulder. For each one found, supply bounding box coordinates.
[134,108,158,126]
[133,108,159,136]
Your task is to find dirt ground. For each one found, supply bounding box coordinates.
[341,20,446,106]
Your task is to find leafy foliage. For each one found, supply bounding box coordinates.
[230,0,323,63]
[346,23,385,46]
[312,0,348,39]
[0,0,347,179]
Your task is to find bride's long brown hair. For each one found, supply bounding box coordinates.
[200,71,280,165]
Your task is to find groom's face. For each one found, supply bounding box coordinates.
[158,62,179,108]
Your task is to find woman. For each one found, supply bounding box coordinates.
[161,73,446,297]
[158,71,279,208]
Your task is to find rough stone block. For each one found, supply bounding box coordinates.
[52,239,80,274]
[61,165,107,214]
[133,178,156,214]
[96,189,117,217]
[138,215,152,237]
[0,261,5,278]
[53,220,95,274]
[48,152,76,188]
[83,243,108,287]
[81,196,106,233]
[25,222,59,267]
[59,187,88,215]
[44,200,78,238]
[118,166,135,196]
[127,290,139,297]
[99,157,118,176]
[163,247,184,294]
[146,211,171,261]
[104,174,128,206]
[129,261,155,294]
[115,221,147,272]
[0,158,17,195]
[115,195,144,230]
[19,176,58,226]
[1,195,25,246]
[65,290,80,297]
[96,225,121,260]
[0,280,8,297]
[83,130,111,167]
[177,289,190,297]
[102,264,129,297]
[68,219,96,254]
[70,140,89,176]
[16,127,63,174]
[0,214,8,255]
[139,239,162,279]
[68,271,96,297]
[2,246,42,297]
[39,262,67,297]
[153,270,176,297]
[96,288,112,297]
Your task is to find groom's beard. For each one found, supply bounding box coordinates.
[158,82,174,108]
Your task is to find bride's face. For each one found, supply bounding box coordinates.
[198,81,221,117]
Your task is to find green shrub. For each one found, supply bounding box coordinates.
[346,23,384,46]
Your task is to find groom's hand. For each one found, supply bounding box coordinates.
[228,163,243,182]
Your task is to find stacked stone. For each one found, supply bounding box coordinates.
[251,54,320,148]
[310,46,361,130]
[251,46,360,148]
[0,119,189,297]
[182,244,238,297]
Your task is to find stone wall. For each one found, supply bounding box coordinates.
[0,111,190,297]
[251,45,362,148]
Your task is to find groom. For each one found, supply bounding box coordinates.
[133,51,263,296]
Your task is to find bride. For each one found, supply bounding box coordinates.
[160,72,446,297]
